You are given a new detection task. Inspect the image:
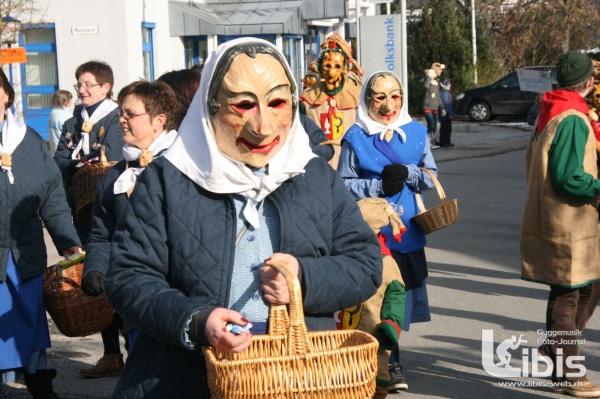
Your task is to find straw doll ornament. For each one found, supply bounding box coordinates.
[300,34,364,169]
[336,197,406,399]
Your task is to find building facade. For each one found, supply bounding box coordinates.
[2,0,375,139]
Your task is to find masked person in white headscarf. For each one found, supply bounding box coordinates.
[104,38,382,398]
[78,80,180,379]
[338,71,438,394]
[54,60,124,243]
[0,68,82,398]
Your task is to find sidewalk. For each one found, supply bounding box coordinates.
[1,120,532,398]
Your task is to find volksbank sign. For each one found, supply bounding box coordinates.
[358,14,403,80]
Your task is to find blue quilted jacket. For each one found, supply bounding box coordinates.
[0,127,81,282]
[105,156,382,398]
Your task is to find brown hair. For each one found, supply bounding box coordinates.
[117,80,181,132]
[0,69,15,108]
[51,90,73,108]
[157,68,201,129]
[75,60,114,98]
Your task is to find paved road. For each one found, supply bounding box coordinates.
[4,120,568,399]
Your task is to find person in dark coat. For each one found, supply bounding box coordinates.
[79,80,181,379]
[53,60,124,242]
[105,37,382,399]
[0,68,82,399]
[438,78,455,147]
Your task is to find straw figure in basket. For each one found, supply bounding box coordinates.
[521,51,600,398]
[78,80,181,379]
[53,60,124,242]
[104,37,382,398]
[338,71,438,392]
[336,198,407,399]
[299,34,363,169]
[0,68,83,399]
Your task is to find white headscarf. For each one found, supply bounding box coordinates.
[113,129,178,195]
[355,71,413,142]
[0,109,27,184]
[164,37,316,228]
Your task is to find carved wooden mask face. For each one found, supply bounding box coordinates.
[212,53,294,168]
[367,75,402,125]
[320,51,345,90]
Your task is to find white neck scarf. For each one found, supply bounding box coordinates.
[71,99,118,159]
[0,109,27,184]
[165,37,316,228]
[114,129,178,195]
[355,71,413,142]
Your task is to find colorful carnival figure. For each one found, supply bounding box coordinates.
[300,34,363,168]
[104,37,382,398]
[337,197,406,399]
[338,71,438,394]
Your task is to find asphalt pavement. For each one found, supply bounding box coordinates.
[1,118,537,399]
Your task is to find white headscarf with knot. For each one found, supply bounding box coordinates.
[0,109,26,184]
[355,71,413,142]
[164,37,316,228]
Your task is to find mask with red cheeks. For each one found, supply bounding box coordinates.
[367,75,403,125]
[212,53,294,168]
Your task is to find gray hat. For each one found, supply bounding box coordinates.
[556,51,593,87]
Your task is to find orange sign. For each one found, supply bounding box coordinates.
[1,47,27,64]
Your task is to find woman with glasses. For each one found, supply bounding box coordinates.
[0,68,83,398]
[77,80,181,380]
[53,60,124,242]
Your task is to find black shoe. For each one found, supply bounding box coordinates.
[440,143,455,147]
[388,363,408,392]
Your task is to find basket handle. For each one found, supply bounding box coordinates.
[267,262,314,355]
[414,168,451,218]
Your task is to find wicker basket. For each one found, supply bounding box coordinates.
[202,263,379,399]
[71,145,117,228]
[43,259,114,337]
[412,168,459,234]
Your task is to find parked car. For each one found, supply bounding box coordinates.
[454,66,557,122]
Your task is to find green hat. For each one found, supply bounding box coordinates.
[556,51,593,87]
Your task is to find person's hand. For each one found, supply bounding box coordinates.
[440,108,447,118]
[201,308,252,353]
[382,180,404,197]
[382,164,409,181]
[81,272,104,297]
[374,320,400,350]
[62,246,83,258]
[261,253,300,305]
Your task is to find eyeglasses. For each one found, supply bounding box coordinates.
[118,110,149,120]
[74,82,102,91]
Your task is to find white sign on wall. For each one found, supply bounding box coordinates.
[517,68,553,93]
[71,26,99,35]
[358,14,403,82]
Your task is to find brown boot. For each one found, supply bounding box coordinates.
[373,384,388,399]
[79,354,123,378]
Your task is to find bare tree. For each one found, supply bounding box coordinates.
[0,0,41,49]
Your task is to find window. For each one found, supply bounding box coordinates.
[282,36,302,88]
[142,23,155,81]
[183,36,208,69]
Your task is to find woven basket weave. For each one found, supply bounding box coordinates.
[71,145,117,228]
[202,263,379,399]
[412,168,459,234]
[43,259,114,337]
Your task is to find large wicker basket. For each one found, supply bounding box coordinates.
[43,255,114,337]
[412,168,459,234]
[71,145,117,228]
[202,263,379,399]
